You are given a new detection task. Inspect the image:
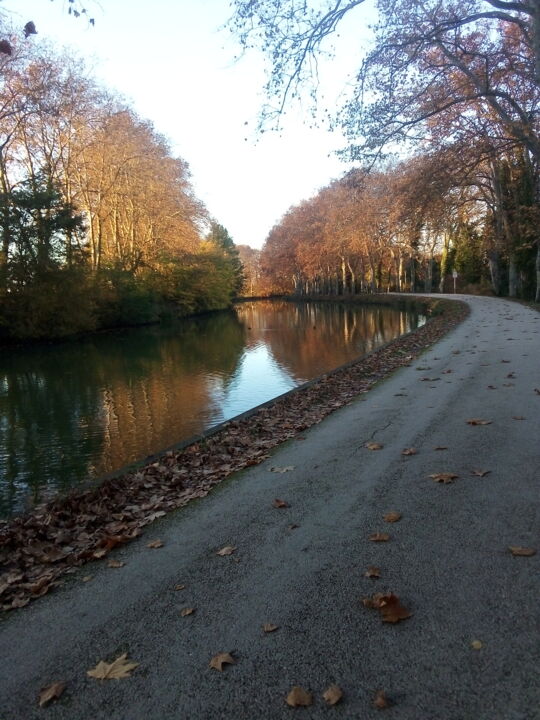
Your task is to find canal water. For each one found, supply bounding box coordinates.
[0,300,425,516]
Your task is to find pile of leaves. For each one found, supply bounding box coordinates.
[0,298,468,611]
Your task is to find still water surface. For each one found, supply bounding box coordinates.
[0,300,425,516]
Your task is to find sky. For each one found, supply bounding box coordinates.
[2,0,375,249]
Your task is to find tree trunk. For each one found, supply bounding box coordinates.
[488,250,501,295]
[535,244,540,303]
[508,255,518,298]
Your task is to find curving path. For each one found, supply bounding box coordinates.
[0,294,539,719]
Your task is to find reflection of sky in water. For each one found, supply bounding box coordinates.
[217,343,296,421]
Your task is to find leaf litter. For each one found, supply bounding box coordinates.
[87,653,139,680]
[0,298,469,611]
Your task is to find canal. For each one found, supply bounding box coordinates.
[0,299,425,516]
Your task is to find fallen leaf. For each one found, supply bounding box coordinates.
[87,653,139,680]
[401,448,417,456]
[535,388,540,395]
[92,548,107,559]
[466,419,492,425]
[364,566,381,578]
[263,623,279,633]
[369,533,390,542]
[174,584,186,591]
[471,469,491,477]
[434,446,448,450]
[209,652,235,671]
[322,684,343,705]
[487,385,497,389]
[180,607,195,616]
[216,545,236,556]
[379,594,413,623]
[365,442,383,450]
[286,686,313,707]
[107,559,125,568]
[509,546,536,557]
[288,523,299,530]
[501,359,510,363]
[512,416,525,420]
[429,472,458,483]
[383,511,402,523]
[269,466,295,473]
[471,640,483,650]
[373,689,389,709]
[82,575,93,582]
[146,540,164,549]
[272,498,290,509]
[38,681,66,707]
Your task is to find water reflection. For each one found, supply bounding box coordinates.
[0,300,424,516]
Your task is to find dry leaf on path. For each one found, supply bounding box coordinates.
[471,469,491,477]
[272,498,290,509]
[430,472,458,483]
[322,684,343,705]
[471,640,483,650]
[263,623,279,633]
[383,511,402,523]
[365,442,383,450]
[401,448,417,456]
[146,540,164,549]
[174,584,186,591]
[434,446,448,450]
[38,682,66,707]
[180,607,195,616]
[512,416,525,420]
[534,388,540,395]
[87,653,139,680]
[380,594,413,623]
[369,533,390,542]
[286,686,313,707]
[107,559,125,568]
[365,566,381,578]
[466,419,492,425]
[269,466,295,473]
[82,575,92,582]
[216,545,236,556]
[509,546,536,557]
[209,652,235,671]
[373,689,389,708]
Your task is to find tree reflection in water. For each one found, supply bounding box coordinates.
[0,301,424,516]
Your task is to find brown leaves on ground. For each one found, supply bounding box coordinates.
[373,689,389,709]
[38,681,66,707]
[263,623,279,633]
[286,686,313,707]
[429,472,458,484]
[272,498,290,509]
[87,653,139,680]
[383,511,402,523]
[146,539,164,549]
[512,416,525,420]
[365,566,381,578]
[365,442,383,450]
[0,298,469,612]
[401,448,417,456]
[466,418,492,425]
[269,466,295,473]
[180,607,195,616]
[107,559,125,568]
[471,640,483,650]
[216,545,236,556]
[434,445,448,450]
[471,469,491,477]
[363,593,412,623]
[209,652,235,671]
[174,584,186,591]
[369,533,390,542]
[509,546,536,557]
[322,684,343,705]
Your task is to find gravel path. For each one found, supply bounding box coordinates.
[1,294,538,719]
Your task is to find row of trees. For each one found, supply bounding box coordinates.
[231,0,540,301]
[0,32,243,339]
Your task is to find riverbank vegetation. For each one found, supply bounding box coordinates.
[0,35,243,340]
[231,1,540,302]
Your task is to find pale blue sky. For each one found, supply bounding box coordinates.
[3,0,374,248]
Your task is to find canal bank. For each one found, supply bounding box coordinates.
[0,295,465,611]
[0,293,538,719]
